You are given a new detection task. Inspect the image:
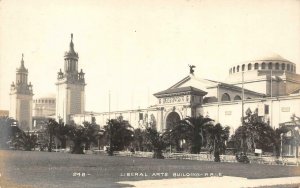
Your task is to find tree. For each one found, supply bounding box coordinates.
[45,119,58,152]
[82,121,101,150]
[53,120,70,149]
[132,128,149,151]
[170,116,214,154]
[13,131,37,151]
[103,116,134,155]
[67,124,87,154]
[232,108,277,153]
[0,117,17,149]
[205,123,230,162]
[144,128,166,159]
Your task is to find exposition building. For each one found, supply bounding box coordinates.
[72,53,300,156]
[8,34,300,156]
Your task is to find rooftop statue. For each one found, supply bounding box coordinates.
[188,64,196,74]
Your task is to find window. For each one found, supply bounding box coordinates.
[233,67,235,73]
[221,93,231,101]
[254,63,258,70]
[275,63,279,70]
[287,64,290,71]
[261,62,266,69]
[237,65,240,72]
[229,68,232,74]
[268,62,273,70]
[248,63,252,70]
[234,95,242,100]
[282,63,285,70]
[265,105,269,114]
[242,64,245,71]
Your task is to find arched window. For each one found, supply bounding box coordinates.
[282,63,285,70]
[233,67,235,73]
[246,97,251,100]
[242,64,245,71]
[261,62,266,69]
[234,95,242,100]
[268,62,273,70]
[248,63,252,70]
[287,64,290,71]
[221,93,231,101]
[237,65,240,72]
[254,63,258,70]
[275,63,279,70]
[229,68,232,74]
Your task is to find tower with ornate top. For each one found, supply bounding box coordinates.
[10,54,34,130]
[56,34,86,124]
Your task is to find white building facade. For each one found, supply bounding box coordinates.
[71,54,300,137]
[56,34,86,124]
[9,54,34,130]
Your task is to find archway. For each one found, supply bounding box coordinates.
[166,111,181,130]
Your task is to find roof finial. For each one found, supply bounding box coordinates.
[21,53,24,65]
[188,64,196,74]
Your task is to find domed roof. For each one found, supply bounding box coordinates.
[254,53,289,61]
[249,53,290,62]
[34,92,56,99]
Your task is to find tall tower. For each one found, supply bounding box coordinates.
[56,34,86,124]
[10,54,33,130]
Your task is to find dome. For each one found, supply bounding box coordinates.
[228,53,296,75]
[34,92,56,99]
[250,53,290,62]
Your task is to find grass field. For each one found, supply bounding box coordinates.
[0,150,300,188]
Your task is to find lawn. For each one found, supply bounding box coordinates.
[0,150,300,188]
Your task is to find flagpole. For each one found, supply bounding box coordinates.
[108,90,112,155]
[242,71,245,126]
[270,70,273,127]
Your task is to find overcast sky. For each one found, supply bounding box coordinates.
[0,0,299,113]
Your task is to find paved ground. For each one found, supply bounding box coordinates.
[119,176,300,188]
[0,150,300,188]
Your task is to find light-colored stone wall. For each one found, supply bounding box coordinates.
[201,95,300,134]
[56,82,85,124]
[33,97,56,117]
[10,94,32,130]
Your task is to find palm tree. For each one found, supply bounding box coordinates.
[205,123,230,162]
[171,116,214,154]
[82,121,101,150]
[103,116,134,155]
[145,128,166,159]
[0,117,17,149]
[14,131,38,151]
[67,125,86,154]
[45,119,58,152]
[133,128,148,151]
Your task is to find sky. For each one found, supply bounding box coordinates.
[0,0,300,113]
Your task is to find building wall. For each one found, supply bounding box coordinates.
[10,94,32,130]
[201,95,300,134]
[71,108,160,130]
[33,97,56,117]
[0,110,9,117]
[56,83,68,122]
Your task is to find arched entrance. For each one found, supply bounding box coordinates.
[166,112,181,130]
